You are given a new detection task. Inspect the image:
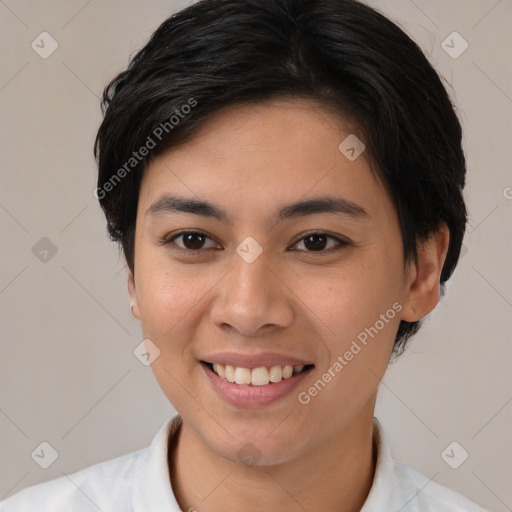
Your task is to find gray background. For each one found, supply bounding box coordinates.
[0,0,511,510]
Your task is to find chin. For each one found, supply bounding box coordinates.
[202,421,308,468]
[217,440,300,468]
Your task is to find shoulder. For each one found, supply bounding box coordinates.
[0,447,147,512]
[391,459,489,511]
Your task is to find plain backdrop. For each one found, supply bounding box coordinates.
[0,1,511,510]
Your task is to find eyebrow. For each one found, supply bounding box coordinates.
[146,194,370,224]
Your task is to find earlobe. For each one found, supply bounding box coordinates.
[401,223,450,322]
[127,269,140,319]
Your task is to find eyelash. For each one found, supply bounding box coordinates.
[161,230,350,255]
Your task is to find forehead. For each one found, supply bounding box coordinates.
[138,98,392,225]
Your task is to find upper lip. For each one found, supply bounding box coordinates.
[200,352,313,369]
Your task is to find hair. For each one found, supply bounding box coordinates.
[94,0,467,358]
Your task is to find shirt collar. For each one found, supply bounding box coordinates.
[361,416,398,510]
[133,414,183,512]
[134,414,396,511]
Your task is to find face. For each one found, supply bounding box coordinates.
[128,98,433,465]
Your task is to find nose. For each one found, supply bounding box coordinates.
[210,248,294,338]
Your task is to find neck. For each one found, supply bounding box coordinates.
[168,405,377,512]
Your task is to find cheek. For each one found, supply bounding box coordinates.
[295,270,400,429]
[134,248,203,348]
[298,253,402,342]
[293,249,402,408]
[133,253,208,405]
[304,280,399,386]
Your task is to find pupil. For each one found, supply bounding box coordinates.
[184,233,204,250]
[304,234,326,251]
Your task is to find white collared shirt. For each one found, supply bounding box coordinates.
[0,415,488,511]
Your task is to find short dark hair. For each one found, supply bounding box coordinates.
[94,0,467,358]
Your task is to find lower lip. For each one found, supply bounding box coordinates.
[201,362,313,408]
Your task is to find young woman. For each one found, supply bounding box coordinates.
[1,0,488,510]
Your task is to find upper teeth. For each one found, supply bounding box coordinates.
[212,363,305,386]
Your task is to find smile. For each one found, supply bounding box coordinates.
[205,362,314,386]
[199,352,315,407]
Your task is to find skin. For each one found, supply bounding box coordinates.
[128,98,450,512]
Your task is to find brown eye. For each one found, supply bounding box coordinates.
[181,232,206,250]
[303,234,328,251]
[293,232,348,253]
[166,231,220,252]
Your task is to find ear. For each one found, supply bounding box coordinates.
[128,269,140,319]
[401,223,450,322]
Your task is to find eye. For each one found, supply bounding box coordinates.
[291,232,349,253]
[163,230,221,252]
[161,230,349,255]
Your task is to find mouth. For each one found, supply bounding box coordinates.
[201,361,315,386]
